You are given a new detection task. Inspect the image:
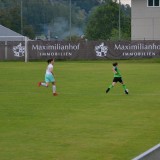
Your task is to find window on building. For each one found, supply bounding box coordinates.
[148,0,160,6]
[148,0,153,6]
[155,0,159,6]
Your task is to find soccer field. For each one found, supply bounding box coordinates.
[0,60,160,160]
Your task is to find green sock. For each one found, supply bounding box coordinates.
[109,84,113,89]
[122,84,127,90]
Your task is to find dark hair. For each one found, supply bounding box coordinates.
[47,58,54,64]
[112,62,118,66]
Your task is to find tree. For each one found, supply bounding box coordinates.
[23,25,35,39]
[0,6,21,33]
[72,0,99,13]
[85,1,131,40]
[0,0,130,40]
[0,0,35,39]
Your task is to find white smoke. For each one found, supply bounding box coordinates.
[48,17,84,40]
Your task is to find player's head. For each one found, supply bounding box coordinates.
[47,58,54,64]
[112,62,118,67]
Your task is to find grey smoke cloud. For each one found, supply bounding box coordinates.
[48,17,84,40]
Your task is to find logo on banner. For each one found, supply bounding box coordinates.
[95,42,108,57]
[13,43,25,57]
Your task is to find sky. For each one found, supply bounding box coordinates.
[121,0,131,6]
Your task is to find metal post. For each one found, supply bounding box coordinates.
[119,0,121,40]
[25,36,28,62]
[69,0,71,40]
[21,0,23,35]
[5,41,8,60]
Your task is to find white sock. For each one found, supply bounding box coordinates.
[41,83,47,87]
[52,85,56,93]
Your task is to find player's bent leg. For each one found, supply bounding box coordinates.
[106,82,116,93]
[38,82,48,87]
[121,82,129,94]
[52,82,58,96]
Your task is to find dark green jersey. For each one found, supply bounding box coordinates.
[113,66,121,77]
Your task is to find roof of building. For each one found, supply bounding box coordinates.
[0,24,23,36]
[0,24,25,41]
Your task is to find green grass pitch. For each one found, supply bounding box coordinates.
[0,60,160,160]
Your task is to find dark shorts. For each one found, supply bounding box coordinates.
[113,77,123,83]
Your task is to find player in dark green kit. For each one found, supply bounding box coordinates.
[106,62,129,94]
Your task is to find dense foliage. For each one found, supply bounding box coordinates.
[0,0,131,40]
[85,1,131,40]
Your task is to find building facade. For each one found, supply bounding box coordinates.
[131,0,160,40]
